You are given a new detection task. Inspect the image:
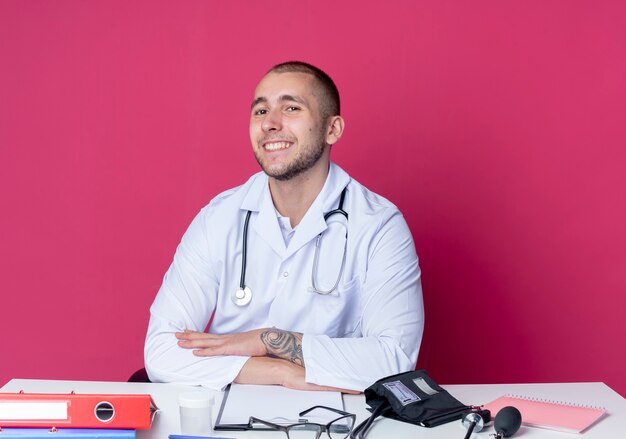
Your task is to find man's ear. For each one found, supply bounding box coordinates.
[326,115,345,146]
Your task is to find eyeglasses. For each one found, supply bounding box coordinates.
[248,405,356,439]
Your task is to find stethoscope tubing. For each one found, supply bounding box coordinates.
[235,187,348,306]
[323,188,348,221]
[239,210,252,290]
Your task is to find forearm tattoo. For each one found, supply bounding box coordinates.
[260,329,304,366]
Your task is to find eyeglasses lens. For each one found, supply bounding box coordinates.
[285,423,322,438]
[328,415,355,439]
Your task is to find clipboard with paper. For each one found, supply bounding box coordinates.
[214,384,348,431]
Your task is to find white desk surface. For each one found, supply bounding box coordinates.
[2,379,625,438]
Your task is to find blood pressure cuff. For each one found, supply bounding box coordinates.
[364,369,470,428]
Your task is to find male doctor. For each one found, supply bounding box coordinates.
[145,61,424,392]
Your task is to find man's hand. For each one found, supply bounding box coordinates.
[177,331,360,394]
[176,328,305,366]
[176,329,267,357]
[235,357,360,394]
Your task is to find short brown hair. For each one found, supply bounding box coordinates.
[268,61,340,119]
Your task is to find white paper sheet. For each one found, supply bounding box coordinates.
[217,384,345,426]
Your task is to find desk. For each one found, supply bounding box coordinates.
[2,379,624,438]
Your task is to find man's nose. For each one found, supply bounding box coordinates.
[261,108,282,132]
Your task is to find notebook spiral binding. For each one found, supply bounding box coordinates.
[504,393,606,411]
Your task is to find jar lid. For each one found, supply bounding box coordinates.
[179,390,215,408]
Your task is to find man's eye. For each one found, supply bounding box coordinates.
[254,109,268,116]
[286,106,300,112]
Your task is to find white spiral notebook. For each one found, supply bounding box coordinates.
[483,394,607,434]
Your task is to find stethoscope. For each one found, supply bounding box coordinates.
[231,188,348,306]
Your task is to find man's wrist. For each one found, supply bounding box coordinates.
[276,359,305,387]
[259,328,304,366]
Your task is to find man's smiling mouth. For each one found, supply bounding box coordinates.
[263,141,292,151]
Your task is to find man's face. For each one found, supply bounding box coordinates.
[250,71,330,181]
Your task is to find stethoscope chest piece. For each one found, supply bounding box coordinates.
[232,286,252,306]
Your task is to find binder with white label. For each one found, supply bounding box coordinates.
[0,428,136,438]
[0,392,158,430]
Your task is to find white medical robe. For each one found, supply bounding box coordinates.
[145,162,424,391]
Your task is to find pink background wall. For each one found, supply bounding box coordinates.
[1,1,625,396]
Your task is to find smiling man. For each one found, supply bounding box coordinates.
[144,61,424,392]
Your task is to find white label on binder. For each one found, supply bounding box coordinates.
[0,402,68,420]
